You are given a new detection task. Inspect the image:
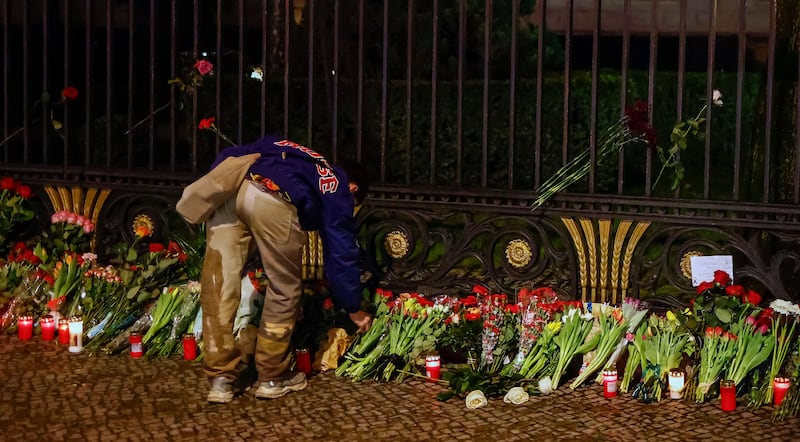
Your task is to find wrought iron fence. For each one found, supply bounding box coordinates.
[1,0,799,302]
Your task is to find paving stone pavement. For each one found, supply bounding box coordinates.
[1,335,799,442]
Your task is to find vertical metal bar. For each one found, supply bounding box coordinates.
[356,0,364,161]
[261,0,268,138]
[733,0,746,200]
[456,0,465,186]
[307,0,315,147]
[150,0,158,170]
[763,0,776,202]
[126,0,134,169]
[618,0,630,194]
[588,0,600,193]
[430,0,438,185]
[481,0,491,188]
[2,0,7,163]
[191,0,199,173]
[42,0,49,163]
[675,0,686,198]
[237,0,244,143]
[795,46,800,204]
[83,0,92,170]
[215,0,222,151]
[380,0,388,182]
[562,0,572,167]
[508,0,517,189]
[63,0,69,166]
[283,0,290,137]
[535,0,546,188]
[333,0,340,159]
[106,0,112,167]
[645,0,657,195]
[405,0,413,184]
[170,0,177,169]
[22,2,28,164]
[703,0,717,200]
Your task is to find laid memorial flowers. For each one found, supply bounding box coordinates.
[628,313,694,402]
[549,302,594,389]
[0,177,34,255]
[570,299,649,389]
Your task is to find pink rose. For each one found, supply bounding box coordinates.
[83,222,95,234]
[66,213,77,225]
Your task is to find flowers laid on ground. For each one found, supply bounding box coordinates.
[627,313,694,402]
[3,220,800,424]
[0,177,35,255]
[570,299,649,389]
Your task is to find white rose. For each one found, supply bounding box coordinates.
[465,390,488,409]
[538,376,554,395]
[712,89,723,107]
[503,387,529,405]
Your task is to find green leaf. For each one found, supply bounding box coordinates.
[715,307,732,323]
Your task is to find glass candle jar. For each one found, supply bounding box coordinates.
[774,377,791,407]
[603,370,618,398]
[129,332,143,358]
[17,315,33,341]
[668,370,685,400]
[720,380,737,411]
[68,317,83,353]
[40,315,55,341]
[58,319,70,344]
[182,334,197,360]
[295,348,312,375]
[425,355,442,381]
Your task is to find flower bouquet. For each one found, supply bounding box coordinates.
[0,177,34,255]
[695,325,738,402]
[505,287,559,376]
[548,302,594,389]
[749,300,800,410]
[570,300,649,389]
[437,292,483,367]
[629,313,694,402]
[144,281,201,357]
[726,312,773,387]
[38,211,95,261]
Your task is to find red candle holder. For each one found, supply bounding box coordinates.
[58,319,70,344]
[720,380,737,411]
[40,315,55,341]
[603,370,618,398]
[182,334,197,360]
[17,315,33,341]
[129,332,143,358]
[425,355,441,381]
[774,377,791,407]
[295,348,312,375]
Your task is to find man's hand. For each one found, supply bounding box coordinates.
[349,310,373,334]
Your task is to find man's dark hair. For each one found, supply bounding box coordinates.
[337,158,371,205]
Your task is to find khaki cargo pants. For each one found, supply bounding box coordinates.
[200,180,306,382]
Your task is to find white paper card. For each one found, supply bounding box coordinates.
[689,255,733,287]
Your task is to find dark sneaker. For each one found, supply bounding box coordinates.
[207,376,235,404]
[254,371,308,399]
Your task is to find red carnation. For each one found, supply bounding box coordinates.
[14,183,32,198]
[198,117,215,130]
[148,243,165,253]
[61,86,79,101]
[0,176,15,190]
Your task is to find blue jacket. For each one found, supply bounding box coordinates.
[211,135,362,313]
